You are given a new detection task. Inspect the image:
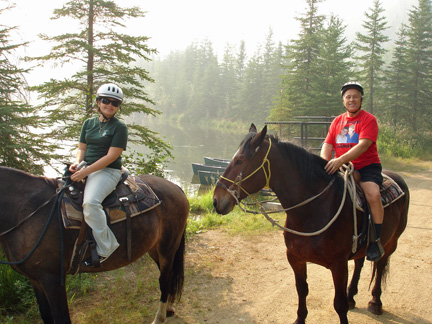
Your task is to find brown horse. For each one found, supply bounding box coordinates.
[0,166,189,324]
[213,124,409,324]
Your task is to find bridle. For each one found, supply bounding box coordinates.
[216,137,272,199]
[216,137,359,252]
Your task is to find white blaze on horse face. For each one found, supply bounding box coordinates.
[232,148,240,160]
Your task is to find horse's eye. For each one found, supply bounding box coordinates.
[234,156,244,166]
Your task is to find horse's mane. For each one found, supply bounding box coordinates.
[240,133,341,187]
[272,135,332,180]
[0,166,58,189]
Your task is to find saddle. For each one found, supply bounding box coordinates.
[354,173,405,212]
[57,168,161,274]
[60,173,161,229]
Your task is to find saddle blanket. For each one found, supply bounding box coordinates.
[355,173,405,211]
[60,176,161,229]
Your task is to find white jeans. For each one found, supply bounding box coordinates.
[83,168,121,258]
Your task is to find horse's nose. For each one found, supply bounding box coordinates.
[213,197,218,209]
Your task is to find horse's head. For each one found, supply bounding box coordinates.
[213,123,271,215]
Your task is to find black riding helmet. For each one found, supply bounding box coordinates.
[340,81,364,98]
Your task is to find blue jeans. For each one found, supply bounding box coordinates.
[83,168,121,258]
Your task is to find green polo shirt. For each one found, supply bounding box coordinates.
[79,116,128,170]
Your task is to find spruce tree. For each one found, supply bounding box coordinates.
[404,0,432,132]
[313,15,352,117]
[0,5,58,174]
[260,29,284,122]
[278,0,326,118]
[383,25,410,128]
[354,0,390,115]
[219,44,239,119]
[28,0,171,175]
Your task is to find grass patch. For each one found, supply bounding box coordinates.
[187,186,285,236]
[380,154,432,173]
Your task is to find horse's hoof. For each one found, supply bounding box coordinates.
[348,300,356,310]
[166,303,175,318]
[166,309,175,318]
[293,319,306,324]
[367,301,383,315]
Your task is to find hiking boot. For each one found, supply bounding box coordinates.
[366,239,385,262]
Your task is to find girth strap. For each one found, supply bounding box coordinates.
[120,197,133,262]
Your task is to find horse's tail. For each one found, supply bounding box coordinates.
[369,257,390,290]
[170,230,186,301]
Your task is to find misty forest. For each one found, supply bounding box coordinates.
[1,0,432,175]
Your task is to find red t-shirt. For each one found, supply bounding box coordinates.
[324,110,380,170]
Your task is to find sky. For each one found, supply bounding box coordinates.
[2,0,418,61]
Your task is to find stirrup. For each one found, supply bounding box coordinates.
[366,239,385,262]
[82,255,107,268]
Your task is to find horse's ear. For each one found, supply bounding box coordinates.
[249,123,257,133]
[261,125,267,137]
[251,125,267,148]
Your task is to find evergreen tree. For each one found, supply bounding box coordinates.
[235,48,265,122]
[219,44,239,119]
[278,0,326,118]
[354,0,390,115]
[313,15,352,117]
[259,29,284,122]
[235,40,247,81]
[0,4,58,174]
[186,40,220,120]
[383,25,410,128]
[28,0,171,175]
[404,0,432,132]
[269,44,292,121]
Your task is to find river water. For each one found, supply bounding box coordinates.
[134,118,249,194]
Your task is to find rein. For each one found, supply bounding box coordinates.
[217,139,359,252]
[0,180,70,280]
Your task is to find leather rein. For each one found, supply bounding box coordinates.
[216,138,359,252]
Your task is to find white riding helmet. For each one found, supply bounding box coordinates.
[96,83,124,102]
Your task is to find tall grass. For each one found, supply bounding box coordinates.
[187,187,284,236]
[0,257,34,314]
[0,249,99,322]
[378,124,432,160]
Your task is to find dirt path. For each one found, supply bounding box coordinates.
[170,169,432,324]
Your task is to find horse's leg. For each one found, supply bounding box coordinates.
[31,280,54,324]
[287,253,308,324]
[166,295,176,317]
[368,236,397,315]
[330,261,349,324]
[152,298,176,321]
[368,248,392,315]
[149,256,172,324]
[37,273,71,324]
[149,247,182,323]
[347,257,365,309]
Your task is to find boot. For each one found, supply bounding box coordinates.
[367,223,385,262]
[366,238,385,262]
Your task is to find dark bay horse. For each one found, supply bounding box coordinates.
[0,166,189,324]
[213,124,409,324]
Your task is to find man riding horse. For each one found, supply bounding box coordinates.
[321,81,384,262]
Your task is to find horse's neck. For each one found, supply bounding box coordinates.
[270,157,335,210]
